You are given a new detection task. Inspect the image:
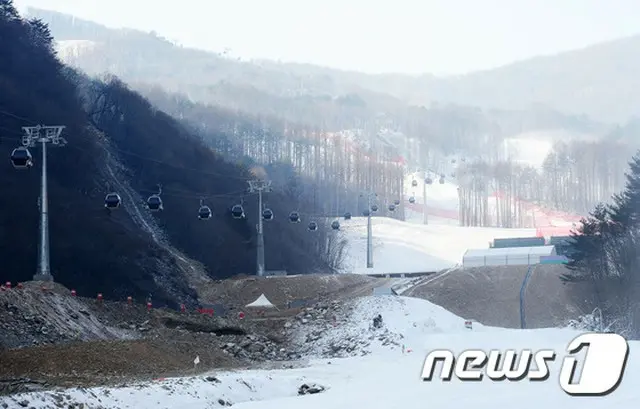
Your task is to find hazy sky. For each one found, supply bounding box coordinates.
[13,0,640,75]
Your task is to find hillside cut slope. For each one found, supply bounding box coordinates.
[405,265,590,328]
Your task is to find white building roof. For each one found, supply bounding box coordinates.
[463,246,556,258]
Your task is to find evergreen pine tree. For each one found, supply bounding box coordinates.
[0,0,19,20]
[609,151,640,230]
[27,18,55,51]
[567,150,640,283]
[563,203,610,282]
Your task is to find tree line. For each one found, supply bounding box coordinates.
[140,85,407,221]
[563,151,640,338]
[455,139,634,227]
[144,81,639,230]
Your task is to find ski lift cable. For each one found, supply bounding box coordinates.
[0,109,38,124]
[0,110,410,212]
[0,132,249,201]
[0,109,250,182]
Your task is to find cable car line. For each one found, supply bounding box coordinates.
[1,110,406,228]
[28,130,403,221]
[0,110,251,182]
[0,109,38,124]
[95,142,252,182]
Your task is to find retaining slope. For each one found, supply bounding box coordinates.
[405,265,591,328]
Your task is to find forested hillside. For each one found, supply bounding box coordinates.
[0,0,336,305]
[30,8,607,150]
[24,7,640,227]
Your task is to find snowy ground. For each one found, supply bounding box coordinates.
[4,295,637,409]
[336,163,581,275]
[502,134,555,169]
[340,216,536,274]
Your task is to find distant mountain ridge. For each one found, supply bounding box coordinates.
[28,7,640,123]
[27,6,629,144]
[405,34,640,123]
[266,35,640,123]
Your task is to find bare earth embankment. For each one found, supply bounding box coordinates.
[404,265,590,328]
[0,274,387,393]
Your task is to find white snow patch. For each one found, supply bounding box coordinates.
[0,371,312,409]
[341,216,536,274]
[5,296,638,409]
[502,135,554,168]
[55,39,99,58]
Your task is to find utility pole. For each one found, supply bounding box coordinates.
[361,191,376,268]
[422,171,428,225]
[22,125,67,282]
[248,179,271,277]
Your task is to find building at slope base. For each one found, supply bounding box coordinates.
[462,245,557,268]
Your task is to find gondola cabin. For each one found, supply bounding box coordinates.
[147,195,163,211]
[231,204,245,219]
[288,211,300,223]
[10,147,32,169]
[198,205,212,219]
[104,193,121,209]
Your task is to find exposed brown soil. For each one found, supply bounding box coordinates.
[0,334,242,389]
[197,274,382,308]
[405,265,591,328]
[0,274,389,393]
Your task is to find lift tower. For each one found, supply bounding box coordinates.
[22,125,67,282]
[248,179,272,276]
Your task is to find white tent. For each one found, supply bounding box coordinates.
[245,293,276,308]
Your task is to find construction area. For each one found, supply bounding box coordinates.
[0,274,404,394]
[0,248,587,397]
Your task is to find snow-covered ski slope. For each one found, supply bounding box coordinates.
[403,169,582,231]
[5,296,636,408]
[234,301,638,409]
[338,163,583,275]
[340,216,535,274]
